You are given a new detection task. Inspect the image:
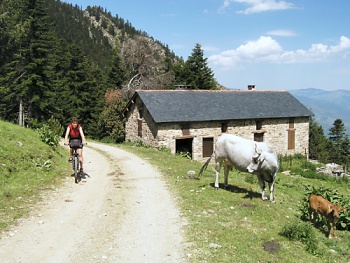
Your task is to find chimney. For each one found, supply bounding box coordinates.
[248,85,256,90]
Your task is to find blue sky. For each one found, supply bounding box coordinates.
[64,0,350,91]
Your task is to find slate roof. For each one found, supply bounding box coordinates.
[127,90,313,123]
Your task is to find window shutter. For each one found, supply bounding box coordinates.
[203,137,214,157]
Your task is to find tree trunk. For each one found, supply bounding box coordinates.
[19,99,24,126]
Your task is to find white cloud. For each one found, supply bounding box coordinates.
[218,0,232,14]
[219,0,295,14]
[209,36,282,66]
[330,36,350,53]
[267,30,296,37]
[202,45,220,52]
[236,36,282,59]
[282,36,350,63]
[209,36,350,67]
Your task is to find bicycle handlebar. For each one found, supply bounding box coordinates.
[65,142,87,147]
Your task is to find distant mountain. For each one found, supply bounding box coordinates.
[290,88,350,135]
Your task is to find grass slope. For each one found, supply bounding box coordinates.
[0,120,69,230]
[1,120,349,262]
[120,144,350,263]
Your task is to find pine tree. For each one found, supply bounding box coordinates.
[0,0,56,125]
[309,116,330,163]
[328,119,350,166]
[0,0,14,70]
[184,43,216,90]
[108,42,126,89]
[67,44,107,136]
[0,0,23,120]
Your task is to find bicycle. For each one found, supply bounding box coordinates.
[70,144,81,183]
[67,139,85,184]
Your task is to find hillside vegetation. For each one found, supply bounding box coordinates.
[0,120,68,230]
[0,0,218,144]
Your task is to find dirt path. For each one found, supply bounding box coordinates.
[0,142,188,263]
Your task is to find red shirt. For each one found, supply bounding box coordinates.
[69,124,81,139]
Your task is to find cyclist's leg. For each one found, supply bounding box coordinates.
[68,148,73,162]
[77,148,83,171]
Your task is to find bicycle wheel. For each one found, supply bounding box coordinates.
[74,155,79,183]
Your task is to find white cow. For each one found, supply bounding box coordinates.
[199,134,279,202]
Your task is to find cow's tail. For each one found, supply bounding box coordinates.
[198,154,214,177]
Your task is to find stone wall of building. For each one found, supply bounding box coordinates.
[125,98,310,161]
[125,97,159,146]
[124,98,139,142]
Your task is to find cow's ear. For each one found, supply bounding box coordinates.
[328,205,334,213]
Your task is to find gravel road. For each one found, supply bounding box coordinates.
[0,142,188,263]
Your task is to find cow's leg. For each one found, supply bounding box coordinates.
[327,220,332,239]
[311,212,317,225]
[223,164,231,189]
[332,222,337,239]
[308,208,313,224]
[257,174,268,201]
[214,161,221,189]
[268,181,275,203]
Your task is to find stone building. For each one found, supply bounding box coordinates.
[123,89,313,161]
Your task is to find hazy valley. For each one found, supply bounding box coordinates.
[290,88,350,135]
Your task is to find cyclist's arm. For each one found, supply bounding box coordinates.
[79,126,87,145]
[64,126,70,145]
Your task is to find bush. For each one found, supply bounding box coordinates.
[280,220,320,255]
[279,154,317,174]
[47,117,64,137]
[158,146,171,153]
[279,154,307,170]
[176,151,191,159]
[37,125,60,149]
[133,139,151,148]
[300,186,350,231]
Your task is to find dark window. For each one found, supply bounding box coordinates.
[256,120,262,130]
[182,123,190,136]
[221,123,228,133]
[138,119,142,137]
[203,137,214,157]
[254,133,264,142]
[289,118,295,129]
[176,138,193,158]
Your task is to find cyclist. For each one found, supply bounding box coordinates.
[64,117,87,173]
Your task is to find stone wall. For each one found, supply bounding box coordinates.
[125,97,159,146]
[125,98,310,161]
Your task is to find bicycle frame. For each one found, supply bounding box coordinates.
[69,143,82,184]
[72,148,79,183]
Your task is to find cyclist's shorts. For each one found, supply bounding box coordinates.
[69,138,83,149]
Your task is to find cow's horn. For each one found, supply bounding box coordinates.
[255,144,262,155]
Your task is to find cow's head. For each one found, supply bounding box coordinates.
[247,144,265,173]
[331,205,347,220]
